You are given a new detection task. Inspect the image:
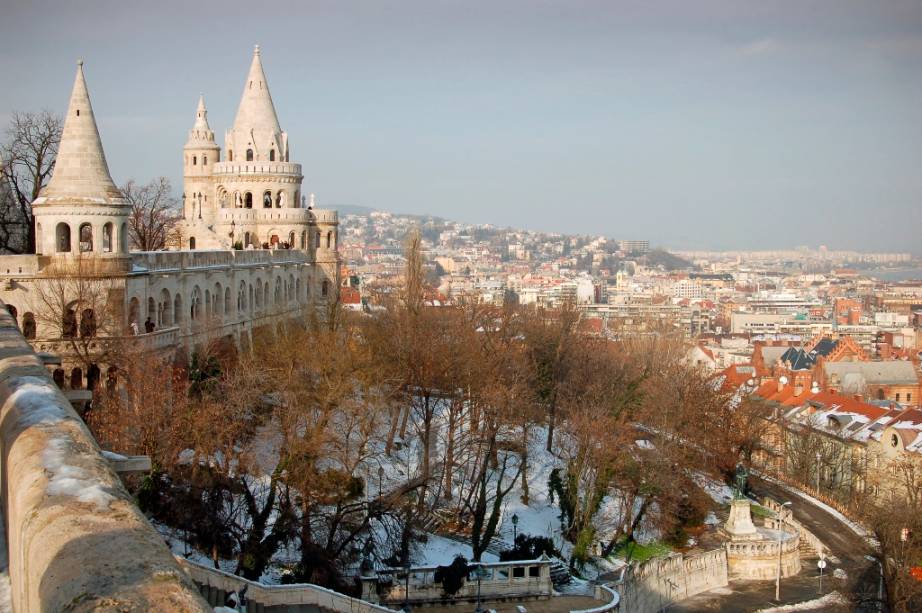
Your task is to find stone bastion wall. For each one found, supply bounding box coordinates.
[616,548,729,613]
[0,305,209,612]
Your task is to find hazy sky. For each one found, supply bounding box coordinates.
[2,0,921,252]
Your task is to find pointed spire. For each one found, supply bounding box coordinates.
[185,94,217,149]
[37,60,125,205]
[233,44,282,135]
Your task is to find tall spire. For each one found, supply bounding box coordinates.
[194,94,210,130]
[233,44,282,134]
[36,60,124,205]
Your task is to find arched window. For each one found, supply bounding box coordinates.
[326,231,333,249]
[255,278,263,307]
[5,304,17,322]
[102,223,113,252]
[214,283,222,315]
[248,284,254,312]
[306,277,312,297]
[314,232,320,248]
[245,192,253,208]
[288,231,295,247]
[264,281,269,305]
[191,286,202,321]
[70,367,83,390]
[269,149,275,161]
[300,231,306,249]
[78,223,93,252]
[63,307,77,338]
[228,150,233,162]
[56,223,71,253]
[79,308,97,338]
[23,313,36,339]
[204,289,211,318]
[321,280,329,297]
[263,191,272,208]
[275,277,282,304]
[244,231,252,247]
[203,155,208,165]
[121,223,128,252]
[193,155,197,166]
[246,148,253,161]
[160,289,172,326]
[275,191,283,208]
[224,287,231,315]
[128,297,140,330]
[189,237,196,250]
[174,294,183,324]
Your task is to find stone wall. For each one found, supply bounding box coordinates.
[0,306,209,612]
[616,549,729,613]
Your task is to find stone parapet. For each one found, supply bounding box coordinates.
[212,161,302,177]
[0,306,209,612]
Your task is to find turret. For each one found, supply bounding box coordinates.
[224,45,288,163]
[32,60,131,259]
[183,95,220,222]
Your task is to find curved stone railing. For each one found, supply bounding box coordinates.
[0,306,210,611]
[570,584,620,612]
[177,558,398,613]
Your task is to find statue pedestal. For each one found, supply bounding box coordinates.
[723,498,760,541]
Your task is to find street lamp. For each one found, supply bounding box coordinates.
[864,555,884,613]
[403,564,412,613]
[511,513,519,543]
[473,562,490,613]
[775,501,792,602]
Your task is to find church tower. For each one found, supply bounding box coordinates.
[32,61,131,262]
[182,95,220,247]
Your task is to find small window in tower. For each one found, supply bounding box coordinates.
[102,223,113,252]
[193,156,197,166]
[246,149,253,161]
[229,150,233,162]
[203,155,207,165]
[269,149,275,161]
[76,110,80,116]
[78,223,93,252]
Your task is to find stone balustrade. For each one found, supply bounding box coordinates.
[178,558,398,613]
[762,498,826,558]
[132,248,311,273]
[376,558,554,606]
[0,305,209,611]
[33,326,182,357]
[216,208,338,224]
[212,161,302,176]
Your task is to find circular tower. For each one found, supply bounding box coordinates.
[182,95,220,247]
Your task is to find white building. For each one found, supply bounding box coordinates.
[0,52,339,380]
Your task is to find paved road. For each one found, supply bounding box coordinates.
[671,476,881,612]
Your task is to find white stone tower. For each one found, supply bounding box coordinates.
[182,95,220,247]
[32,61,131,261]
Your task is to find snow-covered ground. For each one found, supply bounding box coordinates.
[413,534,498,566]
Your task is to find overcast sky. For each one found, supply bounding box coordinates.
[2,0,921,252]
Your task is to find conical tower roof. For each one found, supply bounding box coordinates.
[185,94,219,149]
[36,61,125,206]
[233,45,282,134]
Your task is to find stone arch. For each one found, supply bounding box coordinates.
[128,297,140,329]
[246,148,253,161]
[56,223,72,252]
[79,308,97,338]
[277,191,286,208]
[160,289,172,326]
[264,281,270,306]
[288,231,295,247]
[269,149,275,161]
[191,286,202,321]
[174,294,183,324]
[70,367,83,390]
[78,223,93,252]
[326,231,333,249]
[274,277,282,305]
[245,192,253,208]
[213,283,223,316]
[147,296,156,321]
[224,287,231,315]
[248,284,254,312]
[238,280,247,313]
[102,222,113,252]
[22,312,36,339]
[263,191,272,208]
[300,230,307,249]
[204,289,211,318]
[255,278,263,308]
[63,304,77,338]
[189,236,196,250]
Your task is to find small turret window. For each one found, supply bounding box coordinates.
[203,155,208,165]
[246,149,253,162]
[244,192,253,208]
[263,191,272,208]
[76,110,80,116]
[192,156,197,166]
[269,149,275,161]
[56,223,71,253]
[229,150,233,162]
[102,223,113,252]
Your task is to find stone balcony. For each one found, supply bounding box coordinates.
[216,208,338,225]
[211,161,302,177]
[131,248,311,273]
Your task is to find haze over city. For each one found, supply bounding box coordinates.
[2,0,921,252]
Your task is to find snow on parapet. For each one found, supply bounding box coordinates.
[43,438,115,509]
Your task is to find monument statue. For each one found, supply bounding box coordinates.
[734,463,748,500]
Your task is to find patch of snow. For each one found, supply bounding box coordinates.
[413,534,498,566]
[101,450,127,461]
[4,378,68,427]
[634,439,655,450]
[42,438,114,510]
[754,591,847,612]
[704,512,720,526]
[691,472,734,505]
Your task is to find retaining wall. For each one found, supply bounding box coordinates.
[0,306,209,612]
[616,549,728,613]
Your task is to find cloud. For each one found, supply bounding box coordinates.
[738,37,781,56]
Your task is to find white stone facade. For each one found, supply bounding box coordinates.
[0,50,339,374]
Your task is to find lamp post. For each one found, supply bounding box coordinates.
[474,563,489,613]
[403,564,411,613]
[511,513,519,543]
[775,501,792,602]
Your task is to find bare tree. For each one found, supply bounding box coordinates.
[1,111,62,253]
[123,177,181,251]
